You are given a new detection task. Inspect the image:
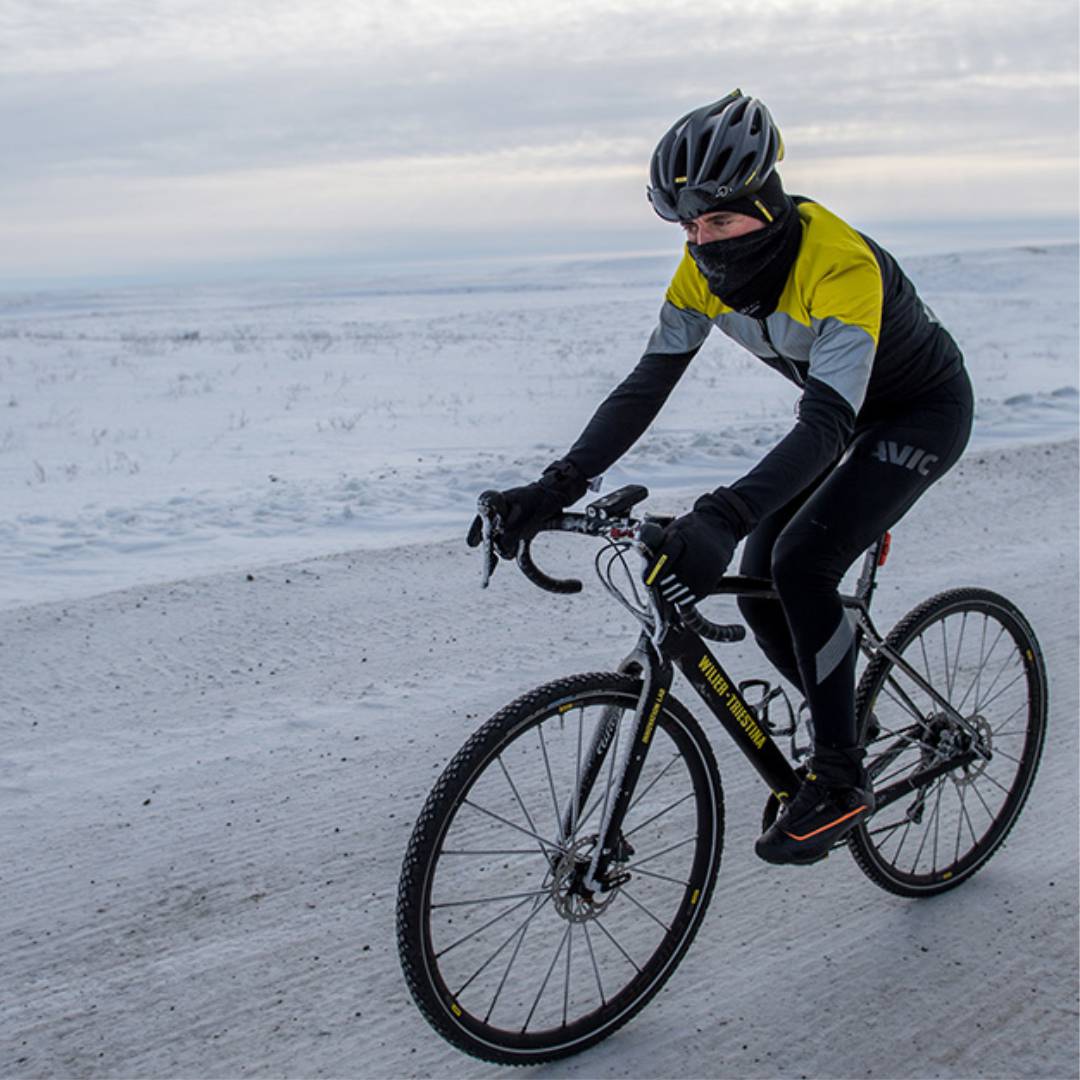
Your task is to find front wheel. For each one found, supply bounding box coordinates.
[850,588,1048,897]
[396,672,723,1065]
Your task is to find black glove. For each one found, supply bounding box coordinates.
[643,489,754,607]
[466,459,589,562]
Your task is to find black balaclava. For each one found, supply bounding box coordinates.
[687,174,803,317]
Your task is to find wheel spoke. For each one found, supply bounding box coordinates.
[954,618,1005,714]
[968,773,1000,822]
[537,723,563,841]
[988,745,1023,767]
[593,912,642,973]
[619,887,672,933]
[563,924,573,1028]
[432,887,552,910]
[974,770,1013,798]
[441,848,550,857]
[948,611,969,704]
[521,925,571,1033]
[462,798,567,855]
[436,892,537,959]
[967,623,1009,699]
[627,752,684,816]
[973,669,1027,716]
[582,923,607,1006]
[497,756,548,859]
[955,784,981,858]
[626,865,691,888]
[930,775,945,874]
[454,893,554,999]
[622,834,698,872]
[909,778,944,874]
[483,894,549,1024]
[624,791,695,839]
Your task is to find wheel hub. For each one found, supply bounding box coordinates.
[952,714,993,785]
[549,835,624,923]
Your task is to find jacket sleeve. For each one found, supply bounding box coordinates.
[723,376,856,529]
[563,301,712,481]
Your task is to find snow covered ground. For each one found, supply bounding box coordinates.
[0,243,1076,610]
[0,243,1078,1078]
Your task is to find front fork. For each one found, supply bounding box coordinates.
[561,633,671,895]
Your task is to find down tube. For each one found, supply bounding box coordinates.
[669,627,800,799]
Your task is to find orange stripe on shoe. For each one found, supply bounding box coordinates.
[783,805,868,842]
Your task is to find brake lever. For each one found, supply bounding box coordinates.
[475,492,501,589]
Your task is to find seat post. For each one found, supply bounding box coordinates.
[854,532,890,607]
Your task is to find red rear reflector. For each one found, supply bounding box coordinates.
[878,531,892,566]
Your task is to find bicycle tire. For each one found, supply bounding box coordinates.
[396,672,723,1065]
[849,588,1047,897]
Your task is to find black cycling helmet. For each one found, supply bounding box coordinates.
[647,90,785,223]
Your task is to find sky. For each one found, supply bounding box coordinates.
[2,0,1078,286]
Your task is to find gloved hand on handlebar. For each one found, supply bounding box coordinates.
[643,488,755,607]
[466,459,590,561]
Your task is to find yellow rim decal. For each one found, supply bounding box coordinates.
[690,888,700,905]
[450,1002,462,1017]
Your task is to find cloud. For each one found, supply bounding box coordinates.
[1,0,1076,281]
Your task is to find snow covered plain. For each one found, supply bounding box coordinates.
[0,244,1077,609]
[1,243,1078,1079]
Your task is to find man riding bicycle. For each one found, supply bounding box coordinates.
[469,90,974,865]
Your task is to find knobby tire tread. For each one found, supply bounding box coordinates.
[396,671,723,1065]
[849,587,1047,897]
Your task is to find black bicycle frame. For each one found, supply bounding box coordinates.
[579,535,977,889]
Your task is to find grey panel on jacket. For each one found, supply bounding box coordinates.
[708,310,874,414]
[807,317,876,414]
[646,301,713,356]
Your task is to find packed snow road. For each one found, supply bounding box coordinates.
[1,438,1077,1079]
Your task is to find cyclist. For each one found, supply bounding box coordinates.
[468,90,974,866]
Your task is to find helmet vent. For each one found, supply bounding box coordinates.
[729,99,749,126]
[672,141,689,186]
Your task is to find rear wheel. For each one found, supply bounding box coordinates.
[850,589,1047,897]
[396,672,723,1065]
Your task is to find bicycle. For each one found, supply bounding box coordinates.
[396,484,1048,1066]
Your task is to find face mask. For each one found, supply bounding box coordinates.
[688,202,802,316]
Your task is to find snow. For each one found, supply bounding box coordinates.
[0,243,1076,610]
[0,243,1077,1078]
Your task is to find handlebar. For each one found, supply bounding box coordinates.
[477,487,747,644]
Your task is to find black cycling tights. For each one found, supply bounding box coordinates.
[737,368,974,770]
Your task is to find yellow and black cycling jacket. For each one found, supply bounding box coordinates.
[565,199,965,531]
